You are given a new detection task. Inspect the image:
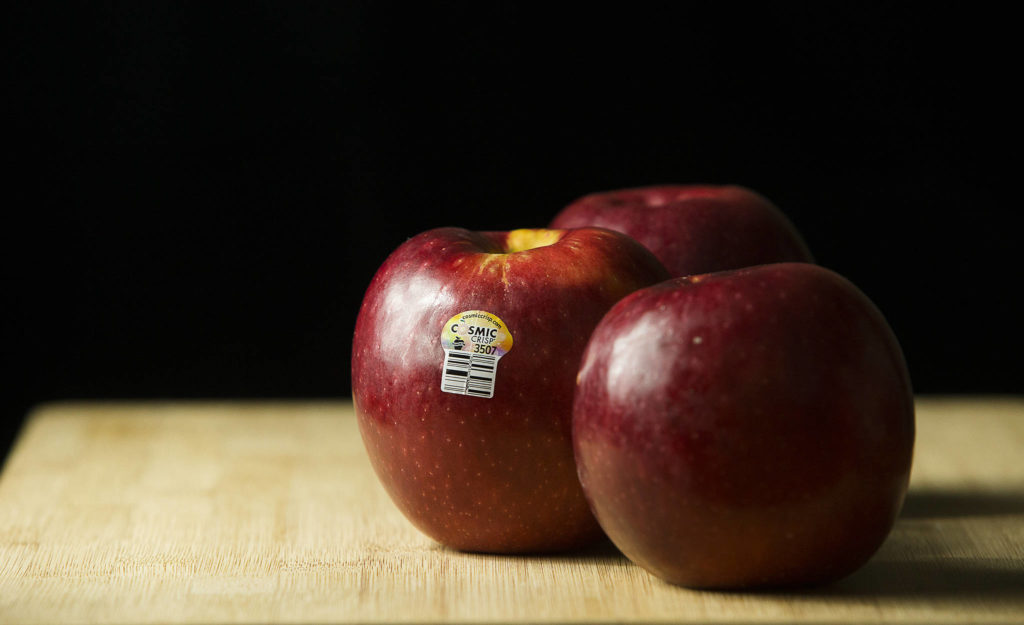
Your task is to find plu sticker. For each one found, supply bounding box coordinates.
[439,310,513,398]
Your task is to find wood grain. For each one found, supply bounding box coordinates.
[1,397,1022,624]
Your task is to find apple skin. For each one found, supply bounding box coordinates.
[550,185,814,278]
[352,227,670,553]
[572,262,914,588]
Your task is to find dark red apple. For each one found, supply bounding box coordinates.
[550,185,814,277]
[572,262,914,588]
[352,227,670,553]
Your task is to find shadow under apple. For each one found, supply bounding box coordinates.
[898,487,1024,518]
[438,536,630,566]
[827,556,1024,598]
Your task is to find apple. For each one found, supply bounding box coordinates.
[352,226,670,553]
[550,184,814,277]
[572,262,914,588]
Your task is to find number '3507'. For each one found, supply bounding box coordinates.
[473,344,497,355]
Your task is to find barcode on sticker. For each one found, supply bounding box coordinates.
[441,350,498,398]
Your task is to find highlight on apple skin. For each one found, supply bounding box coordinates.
[572,262,915,588]
[550,185,814,278]
[352,227,671,553]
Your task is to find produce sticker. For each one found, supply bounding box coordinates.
[439,310,513,398]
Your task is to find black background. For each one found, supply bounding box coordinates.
[4,5,1020,460]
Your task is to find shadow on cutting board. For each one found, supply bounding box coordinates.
[898,487,1024,518]
[443,536,630,565]
[829,556,1024,598]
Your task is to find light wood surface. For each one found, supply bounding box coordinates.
[1,397,1022,624]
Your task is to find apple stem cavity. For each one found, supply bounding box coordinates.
[503,228,565,253]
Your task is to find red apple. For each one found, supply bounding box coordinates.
[550,185,814,277]
[352,227,670,553]
[572,262,914,588]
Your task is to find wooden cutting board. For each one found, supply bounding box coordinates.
[1,398,1022,624]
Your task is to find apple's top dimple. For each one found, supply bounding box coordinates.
[504,229,565,253]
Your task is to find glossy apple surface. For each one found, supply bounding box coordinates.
[572,262,914,588]
[550,185,814,277]
[353,227,670,553]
